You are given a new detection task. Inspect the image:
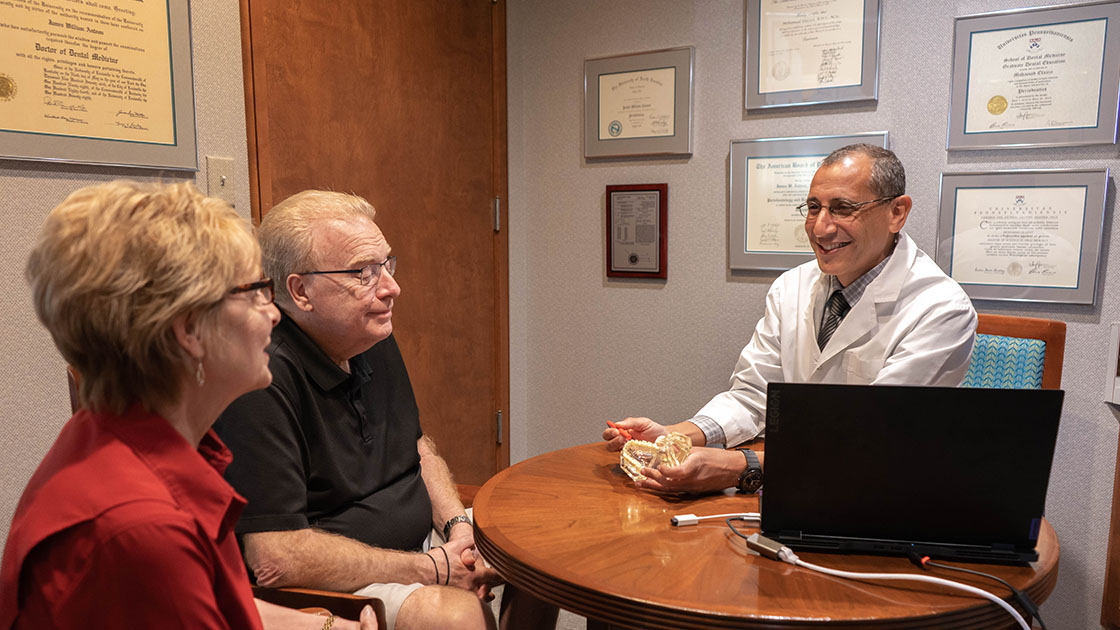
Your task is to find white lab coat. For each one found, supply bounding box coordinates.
[695,232,977,447]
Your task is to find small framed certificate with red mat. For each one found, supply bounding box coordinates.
[606,183,667,279]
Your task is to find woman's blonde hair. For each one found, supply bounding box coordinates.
[26,181,259,414]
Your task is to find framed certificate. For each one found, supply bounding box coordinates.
[0,0,197,170]
[729,131,888,271]
[606,184,667,279]
[935,169,1108,304]
[584,47,693,158]
[745,0,881,110]
[947,1,1120,150]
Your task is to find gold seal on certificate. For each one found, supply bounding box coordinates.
[0,74,16,101]
[963,18,1107,134]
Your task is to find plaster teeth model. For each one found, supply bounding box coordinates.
[619,433,691,482]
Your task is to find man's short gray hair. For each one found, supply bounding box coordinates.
[820,144,906,198]
[258,190,378,307]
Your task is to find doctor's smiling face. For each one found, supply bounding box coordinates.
[804,149,912,287]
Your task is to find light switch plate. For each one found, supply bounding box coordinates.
[205,156,236,207]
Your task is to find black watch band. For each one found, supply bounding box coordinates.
[736,449,763,494]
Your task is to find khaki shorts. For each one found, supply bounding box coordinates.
[352,508,476,630]
[352,581,425,630]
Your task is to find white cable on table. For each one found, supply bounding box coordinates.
[777,547,1030,630]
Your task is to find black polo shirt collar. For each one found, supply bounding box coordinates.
[275,312,372,393]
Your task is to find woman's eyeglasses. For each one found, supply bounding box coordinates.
[228,278,275,305]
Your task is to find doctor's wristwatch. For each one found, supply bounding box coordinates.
[736,448,763,494]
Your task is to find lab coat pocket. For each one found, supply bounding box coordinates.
[841,352,880,384]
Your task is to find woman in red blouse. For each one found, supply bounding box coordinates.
[0,181,375,630]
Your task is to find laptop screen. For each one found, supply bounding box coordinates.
[760,383,1063,558]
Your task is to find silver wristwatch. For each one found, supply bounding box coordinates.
[443,514,472,540]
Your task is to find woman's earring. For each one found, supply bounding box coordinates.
[196,361,206,386]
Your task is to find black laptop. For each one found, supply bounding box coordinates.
[759,382,1063,564]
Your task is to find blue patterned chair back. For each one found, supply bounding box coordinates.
[962,334,1047,389]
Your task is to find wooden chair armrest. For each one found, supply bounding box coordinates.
[252,586,385,625]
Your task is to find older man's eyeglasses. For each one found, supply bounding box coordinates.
[797,195,899,219]
[300,256,397,287]
[229,278,275,305]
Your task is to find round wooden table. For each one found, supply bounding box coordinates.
[473,443,1058,629]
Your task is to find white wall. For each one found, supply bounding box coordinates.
[0,0,251,542]
[508,1,1120,627]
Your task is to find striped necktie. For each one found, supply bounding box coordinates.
[817,289,851,350]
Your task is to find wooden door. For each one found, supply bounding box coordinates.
[239,0,509,484]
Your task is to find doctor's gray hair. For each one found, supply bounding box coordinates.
[821,144,906,199]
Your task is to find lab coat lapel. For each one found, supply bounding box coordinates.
[801,269,828,366]
[816,233,915,364]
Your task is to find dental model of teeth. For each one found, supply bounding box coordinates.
[619,433,692,482]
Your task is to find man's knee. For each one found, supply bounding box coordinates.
[396,585,495,630]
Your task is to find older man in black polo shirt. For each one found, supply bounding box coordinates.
[215,191,551,630]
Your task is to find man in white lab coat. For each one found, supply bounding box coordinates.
[604,144,977,494]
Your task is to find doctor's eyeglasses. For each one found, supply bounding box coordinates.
[797,195,899,220]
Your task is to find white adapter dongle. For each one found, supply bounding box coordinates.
[671,513,699,526]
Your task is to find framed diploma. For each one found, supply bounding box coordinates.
[935,169,1108,305]
[606,184,667,279]
[0,0,197,170]
[745,0,881,110]
[584,47,693,159]
[947,1,1120,150]
[729,131,888,271]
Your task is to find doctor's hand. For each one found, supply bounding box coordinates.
[602,417,668,451]
[634,446,744,494]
